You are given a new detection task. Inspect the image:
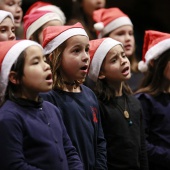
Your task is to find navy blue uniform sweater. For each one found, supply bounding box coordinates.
[136,93,170,170]
[41,84,107,170]
[0,98,83,170]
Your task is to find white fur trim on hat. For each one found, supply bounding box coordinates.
[0,40,42,101]
[26,12,63,39]
[138,38,170,72]
[0,10,14,23]
[94,22,104,31]
[98,17,133,38]
[43,28,88,55]
[38,5,66,24]
[88,38,122,82]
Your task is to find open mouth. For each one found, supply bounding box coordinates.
[46,73,52,80]
[80,65,88,71]
[14,16,21,23]
[122,67,129,74]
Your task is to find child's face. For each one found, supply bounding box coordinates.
[38,20,63,45]
[109,25,135,58]
[0,0,23,28]
[21,45,52,99]
[82,0,105,17]
[61,35,90,82]
[99,45,131,84]
[0,17,15,41]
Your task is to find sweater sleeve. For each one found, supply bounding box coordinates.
[0,111,43,170]
[55,111,84,170]
[136,93,170,167]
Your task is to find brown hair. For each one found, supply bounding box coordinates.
[136,48,170,96]
[49,42,84,90]
[94,78,132,101]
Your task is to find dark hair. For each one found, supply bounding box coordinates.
[66,0,97,40]
[136,48,170,96]
[93,78,132,101]
[31,27,43,44]
[2,51,26,105]
[50,42,83,90]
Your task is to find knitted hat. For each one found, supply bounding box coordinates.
[0,40,42,102]
[25,1,66,24]
[43,22,88,55]
[138,30,170,72]
[0,10,14,24]
[88,37,123,82]
[24,10,65,39]
[93,8,133,38]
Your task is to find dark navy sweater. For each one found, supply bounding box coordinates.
[40,85,107,170]
[0,98,83,170]
[136,93,170,170]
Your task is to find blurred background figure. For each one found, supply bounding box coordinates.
[67,0,106,39]
[0,10,16,41]
[0,0,23,39]
[136,30,170,170]
[23,10,65,44]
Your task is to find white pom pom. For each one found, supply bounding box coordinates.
[138,60,148,72]
[94,22,104,31]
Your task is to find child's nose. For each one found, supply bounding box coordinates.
[9,31,16,40]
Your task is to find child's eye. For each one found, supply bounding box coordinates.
[11,28,15,33]
[7,2,15,6]
[0,28,6,33]
[111,58,117,63]
[73,48,80,53]
[85,47,89,53]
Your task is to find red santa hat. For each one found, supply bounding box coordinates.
[88,37,123,82]
[0,10,14,24]
[138,30,170,72]
[43,22,88,55]
[25,1,66,24]
[0,40,42,102]
[93,8,133,38]
[24,10,64,39]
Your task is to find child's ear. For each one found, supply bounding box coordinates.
[98,71,105,79]
[49,53,53,61]
[8,71,19,84]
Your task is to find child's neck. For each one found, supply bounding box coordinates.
[109,82,123,96]
[15,92,39,101]
[63,85,81,92]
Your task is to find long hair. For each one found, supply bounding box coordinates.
[94,78,132,102]
[0,51,26,106]
[50,42,84,90]
[30,27,43,44]
[136,49,170,96]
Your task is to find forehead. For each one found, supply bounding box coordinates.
[66,35,89,46]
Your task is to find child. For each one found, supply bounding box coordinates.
[87,37,148,169]
[0,40,83,170]
[93,7,143,91]
[0,10,15,41]
[0,0,22,28]
[24,10,65,44]
[25,0,66,24]
[0,0,23,39]
[67,0,105,40]
[41,23,107,170]
[135,30,170,170]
